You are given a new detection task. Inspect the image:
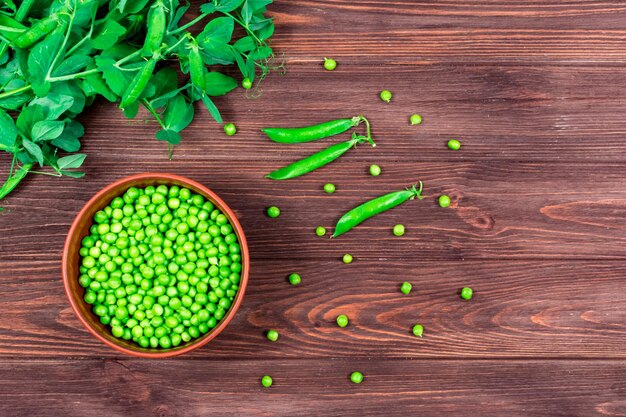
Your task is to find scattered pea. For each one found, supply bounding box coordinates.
[400,282,412,295]
[342,254,353,264]
[460,287,473,300]
[412,324,424,337]
[242,78,252,89]
[266,206,281,218]
[288,273,301,285]
[323,57,337,71]
[380,90,392,103]
[410,114,423,125]
[316,226,326,236]
[224,123,237,136]
[447,139,461,150]
[350,371,364,384]
[323,183,336,194]
[261,375,273,387]
[393,224,405,236]
[438,195,451,208]
[336,314,349,327]
[369,164,381,176]
[266,329,279,342]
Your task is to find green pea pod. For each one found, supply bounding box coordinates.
[188,40,206,93]
[262,116,370,144]
[143,1,166,56]
[0,163,33,201]
[333,182,424,238]
[12,14,58,48]
[266,133,375,180]
[119,55,159,109]
[0,15,27,42]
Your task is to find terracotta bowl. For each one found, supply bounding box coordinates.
[62,173,249,358]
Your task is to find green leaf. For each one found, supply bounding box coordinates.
[27,32,63,97]
[22,138,43,166]
[169,4,190,30]
[200,3,216,13]
[16,105,45,138]
[31,120,65,142]
[52,55,93,77]
[60,170,85,178]
[234,36,255,52]
[233,50,248,78]
[249,45,272,60]
[49,82,86,116]
[198,17,234,44]
[82,71,118,102]
[201,95,223,124]
[57,153,86,170]
[156,129,182,145]
[0,79,31,110]
[30,92,74,120]
[51,120,83,152]
[204,72,237,96]
[92,19,126,50]
[96,56,132,96]
[0,108,18,150]
[123,0,151,13]
[256,20,274,40]
[123,100,139,118]
[163,95,194,132]
[214,0,245,12]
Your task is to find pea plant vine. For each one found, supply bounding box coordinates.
[0,0,281,202]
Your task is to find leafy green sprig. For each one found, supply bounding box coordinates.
[0,0,278,202]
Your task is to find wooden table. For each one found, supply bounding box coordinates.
[1,1,626,416]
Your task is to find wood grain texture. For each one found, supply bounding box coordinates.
[1,359,625,417]
[1,0,626,415]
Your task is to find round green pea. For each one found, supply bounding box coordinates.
[266,206,280,218]
[288,273,301,286]
[400,282,412,295]
[323,57,337,71]
[448,139,461,150]
[336,314,349,328]
[438,195,451,208]
[323,183,336,194]
[315,226,326,237]
[460,287,473,300]
[350,371,363,384]
[393,224,405,236]
[412,324,424,337]
[342,254,353,264]
[410,114,423,125]
[242,78,252,89]
[369,164,381,177]
[261,375,273,387]
[266,329,279,342]
[224,123,237,136]
[379,90,392,103]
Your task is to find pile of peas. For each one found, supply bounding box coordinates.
[78,185,242,349]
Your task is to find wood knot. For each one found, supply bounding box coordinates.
[456,206,496,230]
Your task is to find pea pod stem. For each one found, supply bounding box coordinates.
[263,115,371,144]
[332,182,424,238]
[266,134,376,180]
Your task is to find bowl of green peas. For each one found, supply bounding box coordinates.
[62,173,249,358]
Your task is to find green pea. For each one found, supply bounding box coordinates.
[350,371,363,384]
[460,287,473,300]
[410,114,423,125]
[379,90,392,103]
[315,226,326,237]
[393,224,405,236]
[342,254,353,264]
[323,183,336,194]
[224,123,237,136]
[369,164,381,176]
[336,314,349,327]
[242,78,253,89]
[400,282,412,295]
[412,324,424,337]
[447,139,461,150]
[323,57,337,71]
[288,273,301,285]
[261,375,273,387]
[266,329,279,342]
[438,195,451,208]
[266,206,280,218]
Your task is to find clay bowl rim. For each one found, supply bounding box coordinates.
[62,173,249,358]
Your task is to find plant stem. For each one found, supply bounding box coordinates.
[0,84,32,100]
[168,12,211,35]
[223,12,264,46]
[141,99,173,159]
[46,10,75,81]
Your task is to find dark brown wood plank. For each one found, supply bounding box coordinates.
[1,359,625,417]
[0,260,624,358]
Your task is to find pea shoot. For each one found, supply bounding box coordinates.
[267,206,281,218]
[448,139,461,150]
[316,226,327,236]
[323,183,336,194]
[224,123,237,136]
[350,371,364,384]
[380,90,393,103]
[336,314,349,327]
[288,273,301,285]
[393,224,405,236]
[410,114,423,125]
[323,57,337,71]
[438,195,451,208]
[412,324,424,337]
[400,282,412,295]
[266,329,279,341]
[460,287,473,300]
[261,375,273,388]
[342,254,353,264]
[369,164,381,177]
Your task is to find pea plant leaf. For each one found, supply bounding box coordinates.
[201,95,223,124]
[163,95,194,132]
[16,105,45,139]
[0,108,18,151]
[60,170,86,178]
[21,138,44,166]
[30,92,75,120]
[200,3,216,13]
[52,55,93,77]
[51,120,83,152]
[242,0,271,24]
[214,0,245,13]
[155,129,182,145]
[27,32,63,97]
[204,72,237,96]
[233,36,255,52]
[31,120,65,142]
[92,19,126,50]
[57,153,87,170]
[95,56,132,96]
[198,17,234,45]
